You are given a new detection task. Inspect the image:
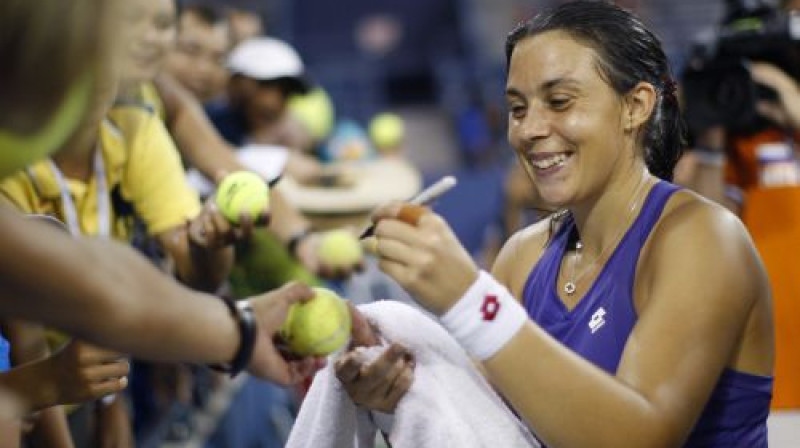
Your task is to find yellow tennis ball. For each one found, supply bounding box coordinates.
[288,87,335,142]
[369,113,405,150]
[280,287,352,356]
[215,171,270,224]
[318,229,363,268]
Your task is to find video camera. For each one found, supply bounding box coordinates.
[681,0,800,136]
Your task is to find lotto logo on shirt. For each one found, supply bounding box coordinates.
[589,307,606,334]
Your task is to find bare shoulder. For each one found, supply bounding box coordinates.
[492,216,557,298]
[654,189,755,256]
[640,189,768,308]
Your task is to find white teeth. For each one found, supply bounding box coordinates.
[532,153,569,169]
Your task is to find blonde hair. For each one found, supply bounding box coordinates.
[0,0,118,134]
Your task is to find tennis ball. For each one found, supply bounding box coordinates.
[318,229,363,268]
[368,113,405,150]
[215,171,270,224]
[280,287,352,356]
[288,88,335,142]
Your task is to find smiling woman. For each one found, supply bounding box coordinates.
[339,2,775,447]
[119,0,177,86]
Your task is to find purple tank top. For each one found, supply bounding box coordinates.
[522,181,772,447]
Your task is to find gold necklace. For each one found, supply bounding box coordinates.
[563,173,650,296]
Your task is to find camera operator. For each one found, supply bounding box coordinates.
[677,0,800,410]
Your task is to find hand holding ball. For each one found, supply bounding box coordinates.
[280,288,352,356]
[215,171,270,224]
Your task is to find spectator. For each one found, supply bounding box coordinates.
[0,0,322,442]
[675,0,800,410]
[0,67,244,446]
[166,3,230,103]
[228,7,264,47]
[117,0,359,280]
[207,37,316,153]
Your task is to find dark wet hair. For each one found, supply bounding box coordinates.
[505,1,685,181]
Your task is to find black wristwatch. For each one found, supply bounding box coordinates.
[209,298,257,378]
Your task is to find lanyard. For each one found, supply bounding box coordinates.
[47,149,111,238]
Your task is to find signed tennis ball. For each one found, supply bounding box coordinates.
[368,113,405,151]
[215,171,270,224]
[280,288,352,356]
[318,229,363,268]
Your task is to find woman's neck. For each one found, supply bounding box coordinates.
[117,81,142,103]
[569,164,652,258]
[51,124,99,181]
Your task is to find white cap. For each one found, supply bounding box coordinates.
[227,37,307,86]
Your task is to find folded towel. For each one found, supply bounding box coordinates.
[285,300,539,448]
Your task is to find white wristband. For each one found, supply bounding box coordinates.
[440,271,528,360]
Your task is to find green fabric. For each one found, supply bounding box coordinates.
[229,229,320,298]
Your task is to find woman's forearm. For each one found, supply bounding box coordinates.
[0,358,58,412]
[184,241,234,293]
[269,185,312,243]
[27,406,75,448]
[0,208,239,365]
[155,73,244,182]
[486,325,671,448]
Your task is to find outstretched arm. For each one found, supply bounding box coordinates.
[0,207,319,386]
[3,320,74,448]
[153,74,355,277]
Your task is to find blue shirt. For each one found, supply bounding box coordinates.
[522,181,772,447]
[0,331,10,372]
[206,101,249,147]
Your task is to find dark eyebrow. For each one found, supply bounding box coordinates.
[505,86,524,98]
[506,77,581,98]
[541,77,581,90]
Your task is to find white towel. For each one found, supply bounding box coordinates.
[285,300,540,448]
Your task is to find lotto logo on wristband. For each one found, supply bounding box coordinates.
[481,295,500,321]
[441,271,528,360]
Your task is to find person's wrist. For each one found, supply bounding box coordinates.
[692,146,726,167]
[26,360,57,411]
[286,227,313,259]
[208,298,257,377]
[439,270,528,360]
[436,268,480,316]
[213,169,231,184]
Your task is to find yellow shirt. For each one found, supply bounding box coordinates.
[0,105,201,240]
[0,105,201,413]
[139,82,166,121]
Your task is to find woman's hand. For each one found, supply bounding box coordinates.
[334,304,414,413]
[187,198,269,250]
[750,62,797,97]
[367,202,479,315]
[245,282,326,384]
[750,61,800,128]
[49,341,129,406]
